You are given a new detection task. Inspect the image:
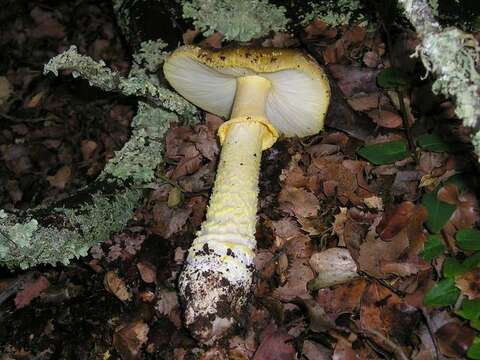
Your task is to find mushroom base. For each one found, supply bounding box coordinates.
[178,244,252,344]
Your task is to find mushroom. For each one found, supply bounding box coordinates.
[163,46,330,343]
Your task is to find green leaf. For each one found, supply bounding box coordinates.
[463,252,480,270]
[420,234,446,261]
[471,318,480,331]
[421,191,457,233]
[357,140,409,165]
[417,133,454,152]
[423,278,460,306]
[468,337,480,359]
[443,257,468,278]
[377,68,411,89]
[457,229,480,251]
[456,299,480,321]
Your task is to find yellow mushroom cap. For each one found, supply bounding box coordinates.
[163,46,331,137]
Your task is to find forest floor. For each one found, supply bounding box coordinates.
[1,0,480,359]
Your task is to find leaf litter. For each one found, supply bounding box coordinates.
[1,2,480,360]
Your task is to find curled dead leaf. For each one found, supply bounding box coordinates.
[113,320,149,360]
[104,271,131,302]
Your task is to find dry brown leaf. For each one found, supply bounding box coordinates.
[378,201,416,240]
[253,329,295,360]
[29,7,65,39]
[80,140,97,161]
[357,229,410,278]
[316,279,368,319]
[113,320,149,360]
[278,187,319,218]
[183,29,200,44]
[347,94,382,112]
[328,64,380,97]
[0,76,12,105]
[104,271,131,302]
[435,322,475,358]
[359,283,419,346]
[367,109,403,129]
[456,268,480,299]
[47,165,72,190]
[25,91,45,108]
[14,275,49,309]
[302,340,331,360]
[137,261,157,284]
[272,258,314,301]
[151,203,192,239]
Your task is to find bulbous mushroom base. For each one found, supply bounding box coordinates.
[178,246,252,344]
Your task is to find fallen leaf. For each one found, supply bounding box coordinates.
[113,320,149,360]
[378,201,416,240]
[435,322,475,358]
[357,229,410,278]
[456,269,480,299]
[253,329,295,360]
[278,187,319,218]
[359,283,420,346]
[316,279,368,320]
[328,64,380,97]
[0,76,13,105]
[104,271,131,302]
[183,28,200,44]
[25,91,45,108]
[47,165,72,190]
[347,93,383,112]
[155,289,179,315]
[14,275,49,309]
[302,340,331,360]
[81,140,98,161]
[273,258,314,301]
[151,203,192,239]
[367,109,403,128]
[1,144,33,175]
[29,7,65,39]
[137,261,157,284]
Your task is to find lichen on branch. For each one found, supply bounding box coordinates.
[398,0,480,157]
[181,0,289,41]
[43,45,197,117]
[0,189,142,269]
[101,103,179,184]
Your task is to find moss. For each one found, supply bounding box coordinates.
[301,0,368,27]
[181,0,289,42]
[0,189,142,269]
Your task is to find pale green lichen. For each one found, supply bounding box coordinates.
[43,45,197,117]
[0,189,141,269]
[422,30,480,128]
[301,0,368,27]
[101,103,178,184]
[181,0,288,42]
[132,39,169,73]
[399,0,480,157]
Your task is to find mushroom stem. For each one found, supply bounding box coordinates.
[178,75,278,344]
[231,75,271,118]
